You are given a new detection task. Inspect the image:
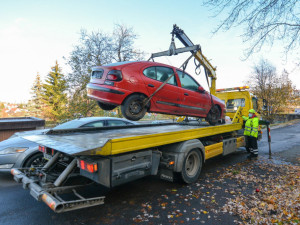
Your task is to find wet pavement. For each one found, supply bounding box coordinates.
[0,120,299,225]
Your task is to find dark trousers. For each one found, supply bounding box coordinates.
[248,136,258,156]
[245,136,250,152]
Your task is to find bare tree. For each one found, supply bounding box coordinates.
[205,0,300,58]
[112,24,144,62]
[65,24,144,118]
[248,59,296,120]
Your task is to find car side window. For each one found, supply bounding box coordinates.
[143,67,157,79]
[81,121,105,128]
[143,66,177,86]
[156,67,177,85]
[177,70,199,91]
[107,120,127,126]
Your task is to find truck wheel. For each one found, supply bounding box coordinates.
[121,94,147,121]
[97,101,117,111]
[206,105,220,125]
[24,153,47,168]
[179,149,202,184]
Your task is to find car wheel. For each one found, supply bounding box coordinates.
[178,149,202,184]
[24,153,47,168]
[206,105,221,125]
[97,101,117,111]
[121,94,147,121]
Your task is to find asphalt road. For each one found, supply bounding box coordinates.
[0,121,299,225]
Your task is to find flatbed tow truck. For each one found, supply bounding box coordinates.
[11,25,250,213]
[11,112,245,213]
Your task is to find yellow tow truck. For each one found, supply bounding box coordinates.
[11,25,249,213]
[215,86,259,119]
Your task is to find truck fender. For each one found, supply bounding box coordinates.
[159,139,205,173]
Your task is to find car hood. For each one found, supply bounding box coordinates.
[0,136,38,150]
[0,129,49,151]
[211,94,225,108]
[14,129,49,137]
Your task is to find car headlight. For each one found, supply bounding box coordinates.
[0,147,28,155]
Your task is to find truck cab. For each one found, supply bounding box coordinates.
[215,86,259,119]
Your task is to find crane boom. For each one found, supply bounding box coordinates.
[171,25,217,95]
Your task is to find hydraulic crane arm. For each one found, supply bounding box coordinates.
[149,25,217,95]
[171,25,217,95]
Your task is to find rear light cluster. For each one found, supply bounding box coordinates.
[79,160,98,173]
[38,145,55,155]
[39,146,45,152]
[106,70,122,81]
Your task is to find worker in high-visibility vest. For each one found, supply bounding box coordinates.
[242,109,259,158]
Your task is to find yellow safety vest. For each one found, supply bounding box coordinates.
[251,117,259,138]
[243,116,259,138]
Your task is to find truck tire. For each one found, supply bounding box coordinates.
[97,101,117,111]
[24,153,47,168]
[121,94,147,121]
[179,149,203,184]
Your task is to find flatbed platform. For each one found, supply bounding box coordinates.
[20,122,242,156]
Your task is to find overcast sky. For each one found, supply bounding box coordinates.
[0,0,299,103]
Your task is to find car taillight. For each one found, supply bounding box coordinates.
[39,146,55,155]
[79,160,98,173]
[39,145,45,153]
[106,70,122,81]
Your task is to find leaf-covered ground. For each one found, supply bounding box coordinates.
[130,157,300,225]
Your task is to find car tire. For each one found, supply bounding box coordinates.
[178,149,203,184]
[206,105,221,125]
[97,101,117,111]
[121,94,147,121]
[24,153,47,168]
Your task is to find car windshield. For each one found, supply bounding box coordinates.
[53,120,85,130]
[226,98,245,109]
[8,134,17,139]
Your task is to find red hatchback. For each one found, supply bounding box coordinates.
[87,61,225,124]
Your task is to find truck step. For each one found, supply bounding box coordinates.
[11,168,105,213]
[41,191,105,213]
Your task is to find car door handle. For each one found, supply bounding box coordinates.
[184,93,189,96]
[148,84,154,87]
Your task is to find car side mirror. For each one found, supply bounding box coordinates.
[198,86,205,93]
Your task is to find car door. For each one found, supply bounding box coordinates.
[176,70,211,116]
[141,66,181,112]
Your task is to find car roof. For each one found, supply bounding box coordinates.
[64,117,137,123]
[104,61,139,67]
[93,61,177,70]
[53,117,138,130]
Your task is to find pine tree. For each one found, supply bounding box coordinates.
[42,61,67,122]
[29,73,44,118]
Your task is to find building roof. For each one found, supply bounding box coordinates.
[0,117,45,130]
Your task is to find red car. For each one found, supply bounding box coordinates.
[87,61,225,124]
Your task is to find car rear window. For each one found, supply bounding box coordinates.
[53,121,84,130]
[81,121,105,128]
